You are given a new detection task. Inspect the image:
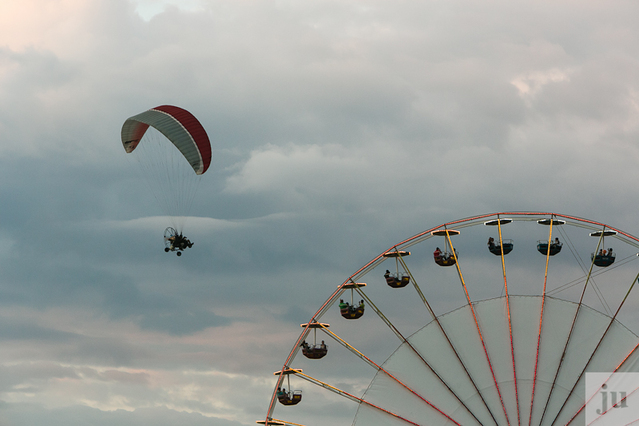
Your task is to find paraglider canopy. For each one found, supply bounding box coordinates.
[120,105,212,236]
[121,105,211,175]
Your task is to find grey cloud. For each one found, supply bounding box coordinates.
[0,404,242,426]
[139,309,229,335]
[0,322,78,342]
[1,0,639,424]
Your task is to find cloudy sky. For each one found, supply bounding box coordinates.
[1,0,639,425]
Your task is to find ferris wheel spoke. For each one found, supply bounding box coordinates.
[262,418,306,426]
[397,235,501,426]
[566,339,639,426]
[396,255,436,318]
[548,254,639,300]
[293,370,446,426]
[353,286,403,340]
[264,213,639,426]
[528,217,557,426]
[537,229,608,425]
[316,324,377,366]
[583,386,639,426]
[318,324,477,425]
[447,229,513,426]
[495,218,522,426]
[351,286,486,425]
[547,271,639,426]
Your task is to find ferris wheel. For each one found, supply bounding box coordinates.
[259,212,639,426]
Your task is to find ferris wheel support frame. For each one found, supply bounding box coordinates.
[261,212,639,426]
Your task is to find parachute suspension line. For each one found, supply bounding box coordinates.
[537,228,606,426]
[131,127,202,233]
[403,231,500,426]
[293,371,426,426]
[162,133,183,230]
[318,324,465,426]
[167,129,202,232]
[175,154,203,231]
[448,227,512,426]
[529,216,554,426]
[125,129,170,218]
[351,283,484,426]
[549,270,639,426]
[497,217,521,426]
[151,129,179,223]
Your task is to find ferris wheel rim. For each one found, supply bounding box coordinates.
[261,212,639,426]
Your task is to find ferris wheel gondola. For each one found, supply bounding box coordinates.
[338,283,366,319]
[590,230,618,267]
[300,322,329,360]
[382,250,411,287]
[260,212,639,426]
[275,369,303,406]
[536,218,565,256]
[431,229,459,266]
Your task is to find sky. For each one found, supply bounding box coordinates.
[1,0,639,425]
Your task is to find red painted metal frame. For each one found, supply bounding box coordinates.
[261,212,639,426]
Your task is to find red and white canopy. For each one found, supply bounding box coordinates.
[121,105,211,175]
